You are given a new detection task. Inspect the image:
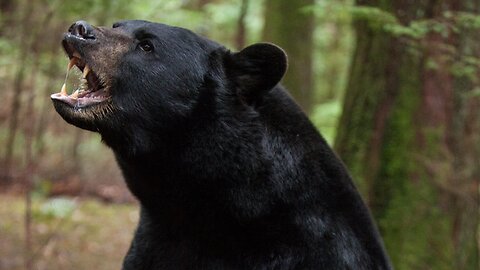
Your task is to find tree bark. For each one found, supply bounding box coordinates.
[263,0,315,113]
[449,2,480,268]
[335,0,480,269]
[0,0,15,35]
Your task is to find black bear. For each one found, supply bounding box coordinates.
[51,20,392,270]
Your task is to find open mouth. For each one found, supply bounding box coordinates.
[51,41,110,108]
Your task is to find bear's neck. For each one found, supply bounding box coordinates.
[114,149,189,211]
[111,111,265,215]
[111,119,282,241]
[114,148,283,249]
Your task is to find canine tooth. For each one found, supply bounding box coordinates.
[70,89,79,99]
[60,83,68,96]
[68,58,77,71]
[83,65,90,78]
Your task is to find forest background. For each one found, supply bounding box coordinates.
[0,0,478,269]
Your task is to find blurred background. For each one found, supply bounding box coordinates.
[0,0,478,269]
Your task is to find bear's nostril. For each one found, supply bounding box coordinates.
[69,20,95,39]
[78,24,86,36]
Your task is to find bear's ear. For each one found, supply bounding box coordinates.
[225,43,287,103]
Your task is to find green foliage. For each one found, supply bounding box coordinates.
[447,11,480,30]
[466,87,480,98]
[55,0,135,24]
[37,197,77,220]
[31,179,53,199]
[350,6,435,39]
[131,0,206,31]
[349,5,480,102]
[351,6,480,40]
[384,20,431,39]
[351,6,397,27]
[310,100,342,145]
[451,55,480,81]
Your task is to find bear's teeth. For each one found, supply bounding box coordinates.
[60,83,68,96]
[83,65,90,79]
[70,89,79,99]
[80,78,88,90]
[68,58,77,71]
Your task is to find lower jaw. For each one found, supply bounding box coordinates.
[51,98,114,132]
[50,93,110,108]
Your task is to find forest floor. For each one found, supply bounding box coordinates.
[0,194,138,270]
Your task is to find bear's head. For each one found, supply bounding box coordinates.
[51,20,287,154]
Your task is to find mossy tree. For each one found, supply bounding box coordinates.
[335,0,480,269]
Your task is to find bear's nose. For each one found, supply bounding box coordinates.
[68,20,95,39]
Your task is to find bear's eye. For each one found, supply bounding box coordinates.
[138,40,154,52]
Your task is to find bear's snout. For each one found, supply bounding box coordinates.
[68,20,96,40]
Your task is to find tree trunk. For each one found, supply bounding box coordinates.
[450,2,480,269]
[2,1,34,182]
[335,0,479,269]
[263,0,315,113]
[0,0,15,35]
[235,0,249,50]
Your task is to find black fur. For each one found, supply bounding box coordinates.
[52,20,392,270]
